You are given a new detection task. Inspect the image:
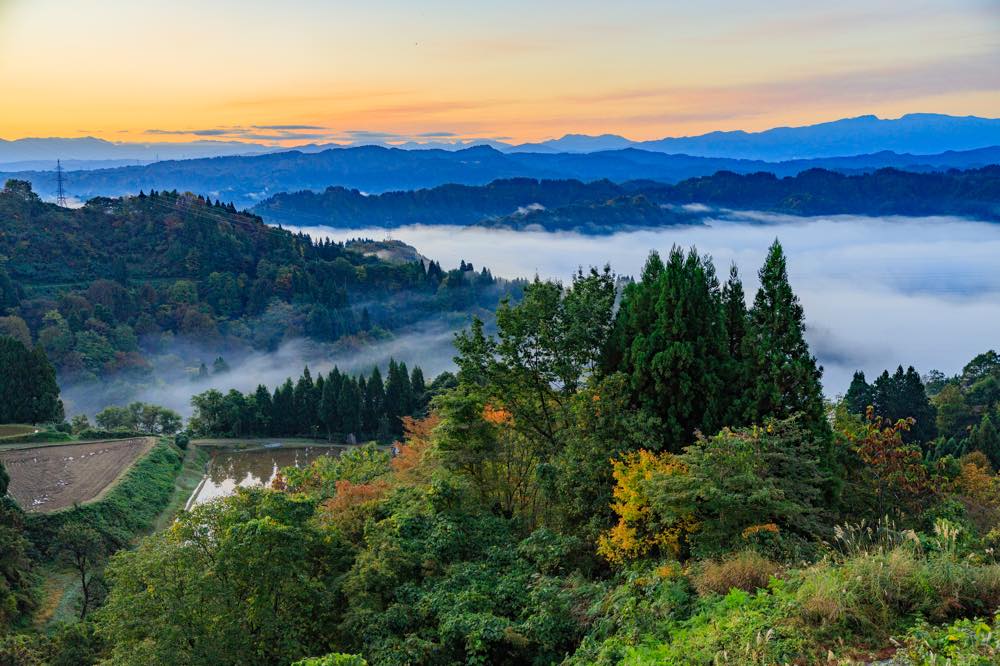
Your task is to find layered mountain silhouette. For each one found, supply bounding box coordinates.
[4,113,999,170]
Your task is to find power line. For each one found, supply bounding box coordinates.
[55,159,67,207]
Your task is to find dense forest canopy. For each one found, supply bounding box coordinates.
[188,359,441,442]
[0,180,515,414]
[3,239,1000,663]
[254,167,1000,232]
[4,142,998,209]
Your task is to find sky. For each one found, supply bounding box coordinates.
[0,0,998,145]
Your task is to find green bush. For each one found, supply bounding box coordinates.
[622,587,806,665]
[0,430,71,444]
[75,429,143,441]
[292,654,367,666]
[897,614,1000,664]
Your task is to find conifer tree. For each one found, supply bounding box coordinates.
[872,366,937,445]
[0,335,63,424]
[293,367,317,435]
[253,384,273,435]
[363,367,385,434]
[337,377,361,437]
[721,263,749,424]
[319,372,340,437]
[742,240,827,438]
[603,247,729,452]
[845,371,873,415]
[970,414,1000,469]
[410,366,427,411]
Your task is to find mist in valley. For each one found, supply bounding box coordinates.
[285,211,1000,396]
[60,321,462,419]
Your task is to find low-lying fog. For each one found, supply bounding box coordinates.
[287,212,1000,396]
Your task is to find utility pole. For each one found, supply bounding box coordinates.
[56,159,67,207]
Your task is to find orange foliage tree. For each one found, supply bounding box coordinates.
[850,407,933,517]
[391,413,441,486]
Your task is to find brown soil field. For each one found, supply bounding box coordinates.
[0,424,37,439]
[0,437,155,512]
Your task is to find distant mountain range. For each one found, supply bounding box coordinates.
[4,144,999,210]
[253,167,1000,233]
[514,114,1000,160]
[3,113,999,169]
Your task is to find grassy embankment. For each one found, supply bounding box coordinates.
[24,439,187,625]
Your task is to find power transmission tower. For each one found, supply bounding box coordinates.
[56,159,67,207]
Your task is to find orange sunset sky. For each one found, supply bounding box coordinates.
[0,0,997,146]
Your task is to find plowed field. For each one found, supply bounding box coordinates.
[0,437,155,512]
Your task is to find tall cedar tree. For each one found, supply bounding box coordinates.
[970,414,1000,469]
[742,240,828,440]
[0,335,64,424]
[871,366,937,446]
[721,263,749,425]
[845,371,874,415]
[604,247,728,452]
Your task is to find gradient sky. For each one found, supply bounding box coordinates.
[1,0,997,145]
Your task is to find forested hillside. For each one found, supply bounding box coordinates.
[663,165,1000,219]
[6,144,999,210]
[6,241,999,664]
[255,167,1000,232]
[0,180,513,412]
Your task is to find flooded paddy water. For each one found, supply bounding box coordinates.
[186,444,341,507]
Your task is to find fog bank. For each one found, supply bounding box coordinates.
[287,212,1000,396]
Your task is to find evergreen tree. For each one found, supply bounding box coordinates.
[721,263,748,424]
[845,371,873,415]
[970,414,1000,469]
[742,240,827,439]
[363,367,385,434]
[410,366,427,411]
[337,377,361,437]
[319,371,340,437]
[272,379,295,435]
[293,367,317,435]
[212,356,230,375]
[603,247,729,452]
[397,361,413,416]
[253,384,273,435]
[0,335,63,424]
[384,358,414,435]
[872,366,937,445]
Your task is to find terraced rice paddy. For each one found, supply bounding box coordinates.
[0,437,155,512]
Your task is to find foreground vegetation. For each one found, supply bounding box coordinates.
[2,240,1000,664]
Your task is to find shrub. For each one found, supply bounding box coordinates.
[693,551,782,597]
[622,588,807,665]
[0,430,72,444]
[898,614,1000,664]
[796,546,1000,641]
[292,656,368,666]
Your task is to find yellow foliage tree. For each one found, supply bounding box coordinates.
[597,450,696,564]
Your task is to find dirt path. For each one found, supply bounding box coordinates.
[0,437,155,512]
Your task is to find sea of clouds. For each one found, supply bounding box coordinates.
[287,212,1000,396]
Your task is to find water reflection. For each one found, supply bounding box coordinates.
[190,446,340,506]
